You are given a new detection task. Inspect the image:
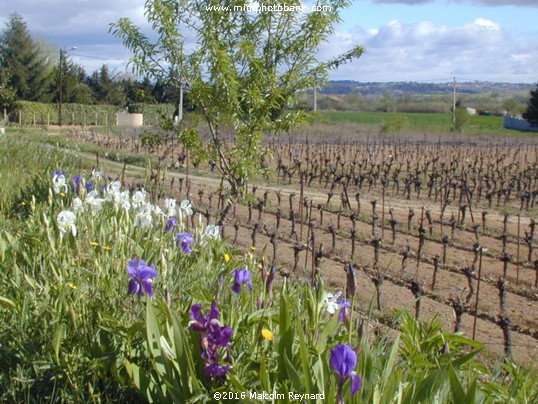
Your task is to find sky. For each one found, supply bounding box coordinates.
[0,0,537,84]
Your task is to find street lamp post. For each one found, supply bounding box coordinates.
[58,46,77,127]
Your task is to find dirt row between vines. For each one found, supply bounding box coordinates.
[185,177,538,366]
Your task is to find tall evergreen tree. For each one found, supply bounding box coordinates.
[0,69,15,111]
[86,64,125,106]
[0,14,54,102]
[522,83,538,128]
[50,55,93,104]
[120,74,156,111]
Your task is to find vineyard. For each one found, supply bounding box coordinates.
[56,125,538,365]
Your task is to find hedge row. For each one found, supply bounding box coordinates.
[8,101,177,126]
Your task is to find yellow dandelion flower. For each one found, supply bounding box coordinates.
[60,192,66,197]
[19,201,26,206]
[67,283,77,290]
[261,328,274,341]
[103,245,112,251]
[224,253,231,263]
[90,241,100,247]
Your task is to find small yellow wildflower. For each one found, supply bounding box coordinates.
[19,201,26,206]
[261,328,274,341]
[60,192,66,197]
[103,245,112,251]
[250,246,256,251]
[224,253,231,263]
[90,241,100,247]
[67,283,77,290]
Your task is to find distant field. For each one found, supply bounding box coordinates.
[318,111,511,134]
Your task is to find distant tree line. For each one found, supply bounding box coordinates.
[0,14,190,115]
[297,89,530,117]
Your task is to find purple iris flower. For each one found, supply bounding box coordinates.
[71,175,82,193]
[330,344,357,377]
[189,301,220,331]
[204,363,231,379]
[176,232,194,253]
[53,169,66,177]
[165,217,179,233]
[86,182,94,192]
[126,258,158,297]
[190,302,233,340]
[189,301,233,381]
[206,318,233,350]
[337,298,351,322]
[232,268,253,294]
[189,302,233,349]
[330,344,362,401]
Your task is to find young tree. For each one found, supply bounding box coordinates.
[0,14,55,102]
[451,99,470,133]
[522,83,538,127]
[502,98,522,117]
[110,0,363,223]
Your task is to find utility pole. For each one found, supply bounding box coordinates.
[452,76,456,126]
[176,42,184,124]
[177,82,183,123]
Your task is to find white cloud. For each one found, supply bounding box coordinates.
[0,0,149,50]
[321,18,538,83]
[473,18,500,30]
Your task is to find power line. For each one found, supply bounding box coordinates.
[69,52,131,61]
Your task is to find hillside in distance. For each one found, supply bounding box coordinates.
[321,80,533,96]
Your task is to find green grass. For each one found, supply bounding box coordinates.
[315,111,524,135]
[5,127,158,167]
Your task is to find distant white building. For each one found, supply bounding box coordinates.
[466,107,477,115]
[503,116,538,132]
